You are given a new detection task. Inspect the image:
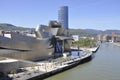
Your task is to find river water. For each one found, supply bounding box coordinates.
[45,43,120,80]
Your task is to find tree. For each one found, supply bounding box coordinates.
[73,38,97,48]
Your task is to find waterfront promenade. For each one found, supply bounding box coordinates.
[7,49,95,80]
[45,43,120,80]
[71,45,100,53]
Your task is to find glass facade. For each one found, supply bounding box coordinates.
[58,6,68,29]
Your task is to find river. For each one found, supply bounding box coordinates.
[45,43,120,80]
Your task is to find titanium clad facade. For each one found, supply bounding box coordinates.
[58,6,68,29]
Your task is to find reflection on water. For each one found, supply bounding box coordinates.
[45,43,120,80]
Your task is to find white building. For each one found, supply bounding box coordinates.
[72,35,79,41]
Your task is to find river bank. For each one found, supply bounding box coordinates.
[45,43,120,80]
[8,50,94,80]
[5,45,100,80]
[111,42,120,47]
[71,45,100,53]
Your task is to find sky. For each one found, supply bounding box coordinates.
[0,0,120,30]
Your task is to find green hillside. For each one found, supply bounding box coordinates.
[69,29,97,37]
[0,23,31,31]
[1,23,120,37]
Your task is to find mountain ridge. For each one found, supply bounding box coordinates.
[0,23,31,31]
[0,23,120,36]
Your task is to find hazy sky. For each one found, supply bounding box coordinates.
[0,0,120,30]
